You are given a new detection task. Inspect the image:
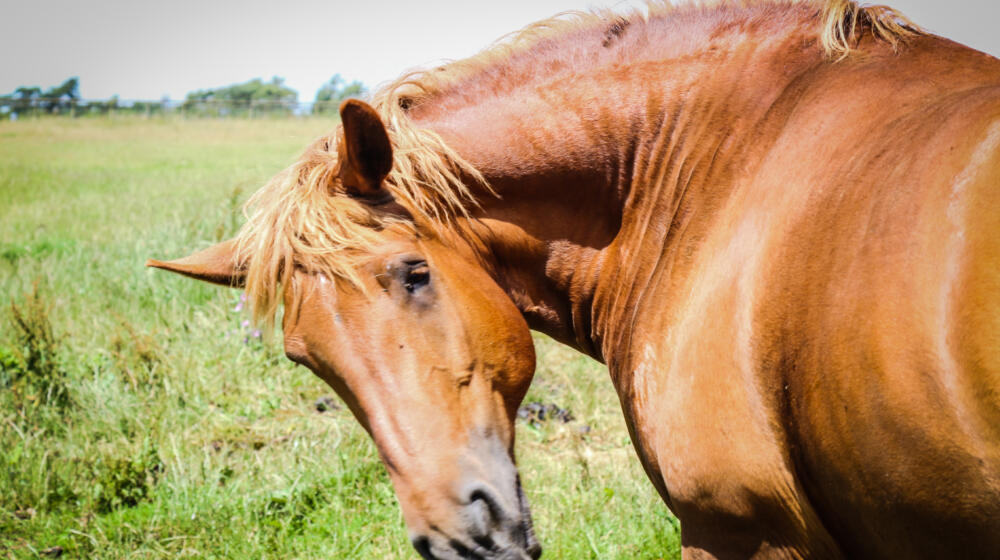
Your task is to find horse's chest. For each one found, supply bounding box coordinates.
[615,287,802,522]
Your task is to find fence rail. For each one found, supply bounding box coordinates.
[0,97,345,119]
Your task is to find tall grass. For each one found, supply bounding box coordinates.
[0,117,679,559]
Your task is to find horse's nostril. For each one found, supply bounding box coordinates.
[411,535,435,560]
[449,538,486,559]
[468,487,503,524]
[472,534,495,551]
[465,488,499,539]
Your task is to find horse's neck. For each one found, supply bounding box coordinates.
[420,17,822,362]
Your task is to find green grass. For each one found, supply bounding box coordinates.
[0,117,680,559]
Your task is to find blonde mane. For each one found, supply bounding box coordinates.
[235,102,484,328]
[236,0,920,327]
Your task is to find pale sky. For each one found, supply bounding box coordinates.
[2,0,997,102]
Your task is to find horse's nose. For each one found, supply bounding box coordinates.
[407,484,541,560]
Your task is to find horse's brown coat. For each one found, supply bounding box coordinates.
[151,2,1000,558]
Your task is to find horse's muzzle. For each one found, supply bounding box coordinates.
[410,474,541,560]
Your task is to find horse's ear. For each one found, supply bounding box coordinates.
[338,99,393,198]
[146,238,245,288]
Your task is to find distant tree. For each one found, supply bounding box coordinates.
[182,77,298,116]
[0,80,79,116]
[122,98,165,118]
[42,77,79,113]
[13,86,42,113]
[15,86,42,99]
[82,94,119,116]
[46,77,79,100]
[313,74,366,115]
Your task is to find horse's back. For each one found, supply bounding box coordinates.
[751,35,1000,558]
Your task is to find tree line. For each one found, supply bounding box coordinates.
[0,75,366,119]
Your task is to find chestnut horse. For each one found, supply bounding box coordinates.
[150,1,1000,558]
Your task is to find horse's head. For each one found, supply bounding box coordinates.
[148,101,541,560]
[289,230,539,559]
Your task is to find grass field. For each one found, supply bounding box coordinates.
[0,117,680,559]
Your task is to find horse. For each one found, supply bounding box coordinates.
[149,0,1000,558]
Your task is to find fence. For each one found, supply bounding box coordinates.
[0,97,345,120]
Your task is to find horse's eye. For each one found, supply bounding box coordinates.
[403,262,430,293]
